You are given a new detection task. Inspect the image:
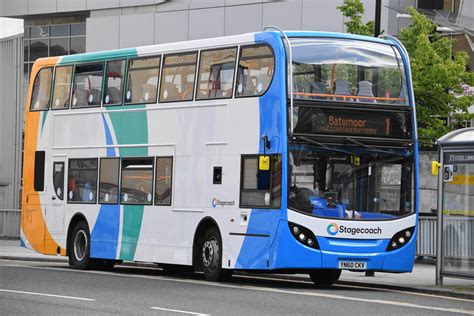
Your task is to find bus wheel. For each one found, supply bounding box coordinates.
[69,221,93,270]
[201,227,232,282]
[309,269,341,286]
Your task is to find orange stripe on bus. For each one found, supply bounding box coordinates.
[21,57,65,256]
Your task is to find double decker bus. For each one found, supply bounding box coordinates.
[21,29,418,285]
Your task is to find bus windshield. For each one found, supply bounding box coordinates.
[289,143,414,220]
[290,38,408,105]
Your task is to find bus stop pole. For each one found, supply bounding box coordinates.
[374,0,382,37]
[436,147,443,285]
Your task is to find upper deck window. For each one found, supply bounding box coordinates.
[72,63,104,108]
[30,67,53,111]
[197,48,237,100]
[104,60,126,106]
[235,45,274,97]
[290,38,408,105]
[160,52,197,102]
[125,56,160,105]
[52,66,72,110]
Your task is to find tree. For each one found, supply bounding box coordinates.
[400,8,473,144]
[337,0,374,36]
[338,2,474,145]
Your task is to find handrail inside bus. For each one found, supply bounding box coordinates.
[263,26,294,135]
[292,92,406,102]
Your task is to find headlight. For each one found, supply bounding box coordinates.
[289,222,319,249]
[386,227,415,251]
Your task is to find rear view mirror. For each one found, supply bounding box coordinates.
[259,155,270,171]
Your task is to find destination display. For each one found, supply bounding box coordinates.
[293,106,411,139]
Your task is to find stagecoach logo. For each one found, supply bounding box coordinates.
[327,223,339,236]
[327,223,382,236]
[212,198,235,208]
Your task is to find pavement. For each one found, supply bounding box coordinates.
[1,238,472,300]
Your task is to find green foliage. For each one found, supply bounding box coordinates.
[337,0,374,36]
[400,8,474,145]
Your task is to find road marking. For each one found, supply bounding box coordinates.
[232,274,474,303]
[0,288,95,301]
[150,306,209,315]
[1,260,473,314]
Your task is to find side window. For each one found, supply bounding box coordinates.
[125,56,160,105]
[53,162,65,200]
[235,45,274,97]
[197,48,237,100]
[240,155,281,208]
[30,67,53,111]
[34,151,45,192]
[104,60,126,106]
[160,52,197,102]
[99,158,119,204]
[155,157,173,206]
[51,66,73,110]
[68,158,98,204]
[121,157,154,205]
[72,63,104,108]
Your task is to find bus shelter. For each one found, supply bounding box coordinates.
[435,127,474,284]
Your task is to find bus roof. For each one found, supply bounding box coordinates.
[35,30,396,66]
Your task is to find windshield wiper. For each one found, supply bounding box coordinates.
[292,135,355,156]
[344,137,405,157]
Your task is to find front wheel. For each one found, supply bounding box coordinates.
[69,221,94,270]
[309,269,341,286]
[201,227,232,282]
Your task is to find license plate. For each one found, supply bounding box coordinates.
[338,261,367,270]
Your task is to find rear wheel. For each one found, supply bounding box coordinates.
[69,221,93,270]
[201,226,232,282]
[309,269,341,286]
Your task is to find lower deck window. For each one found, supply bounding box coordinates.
[68,158,98,203]
[121,157,154,205]
[240,155,281,208]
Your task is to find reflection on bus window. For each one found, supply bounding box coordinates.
[235,45,274,97]
[155,157,173,205]
[160,52,197,102]
[68,158,98,204]
[291,38,408,104]
[30,67,53,111]
[52,66,72,110]
[125,56,160,104]
[104,60,125,106]
[99,158,119,204]
[197,48,236,100]
[121,158,154,205]
[72,63,104,108]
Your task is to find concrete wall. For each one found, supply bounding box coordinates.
[0,34,23,210]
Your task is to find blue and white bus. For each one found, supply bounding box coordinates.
[22,29,418,285]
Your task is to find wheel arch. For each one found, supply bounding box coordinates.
[192,216,221,269]
[66,212,88,257]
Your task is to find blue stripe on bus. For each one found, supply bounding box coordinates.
[235,31,288,269]
[90,113,120,260]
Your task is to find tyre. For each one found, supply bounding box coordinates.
[93,259,116,271]
[200,226,232,282]
[68,221,94,270]
[309,269,341,286]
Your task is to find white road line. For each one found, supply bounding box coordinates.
[2,261,473,314]
[150,306,209,315]
[0,288,95,301]
[232,274,474,303]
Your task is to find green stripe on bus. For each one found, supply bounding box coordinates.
[105,106,148,260]
[59,47,138,64]
[119,205,144,261]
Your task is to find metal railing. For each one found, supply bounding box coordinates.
[417,215,437,257]
[0,209,21,238]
